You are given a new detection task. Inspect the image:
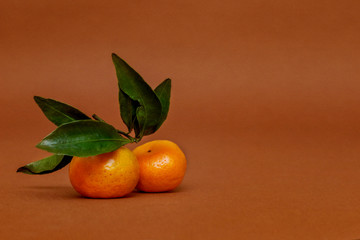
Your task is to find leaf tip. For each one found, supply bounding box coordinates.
[33,95,44,102]
[111,53,119,60]
[16,166,30,174]
[165,78,171,85]
[35,142,45,150]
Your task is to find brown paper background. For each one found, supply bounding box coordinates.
[1,0,360,239]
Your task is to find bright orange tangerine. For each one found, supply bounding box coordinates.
[133,140,187,192]
[69,147,139,198]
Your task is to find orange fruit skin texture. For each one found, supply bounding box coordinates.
[133,140,187,192]
[69,147,139,198]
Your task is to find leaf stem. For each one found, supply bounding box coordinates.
[117,130,137,142]
[93,114,137,142]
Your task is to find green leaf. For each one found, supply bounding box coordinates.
[154,78,171,130]
[111,53,162,138]
[16,155,72,175]
[118,89,139,133]
[36,120,131,157]
[34,96,90,126]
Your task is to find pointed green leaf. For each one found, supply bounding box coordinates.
[111,53,162,138]
[154,78,171,130]
[34,96,90,126]
[17,155,72,175]
[118,89,139,133]
[36,120,131,157]
[135,105,146,138]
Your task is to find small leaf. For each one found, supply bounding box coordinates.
[118,89,139,133]
[154,78,171,130]
[135,105,146,138]
[17,155,72,175]
[34,96,90,126]
[36,120,131,157]
[112,53,162,138]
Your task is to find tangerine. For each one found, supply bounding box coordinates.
[69,147,139,198]
[133,140,186,192]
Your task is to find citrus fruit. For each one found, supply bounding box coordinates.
[69,147,139,198]
[133,140,187,192]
